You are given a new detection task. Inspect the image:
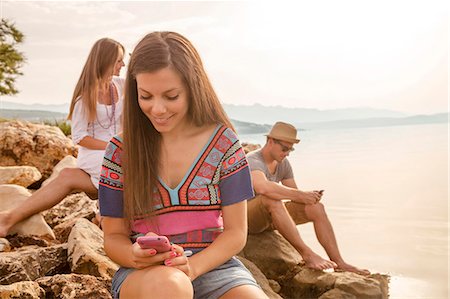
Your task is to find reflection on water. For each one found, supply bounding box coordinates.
[389,276,434,299]
[240,123,448,298]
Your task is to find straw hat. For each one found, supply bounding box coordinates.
[265,121,300,144]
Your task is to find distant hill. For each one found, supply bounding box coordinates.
[223,103,407,125]
[231,119,271,134]
[0,109,67,122]
[1,101,69,113]
[2,100,408,124]
[0,108,272,135]
[1,101,447,133]
[300,113,449,130]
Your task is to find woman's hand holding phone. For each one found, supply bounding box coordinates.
[130,233,191,270]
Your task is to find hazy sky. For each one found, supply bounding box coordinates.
[1,0,448,114]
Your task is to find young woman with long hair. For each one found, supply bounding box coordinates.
[98,32,268,299]
[0,38,125,237]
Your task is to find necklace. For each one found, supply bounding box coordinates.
[92,82,117,137]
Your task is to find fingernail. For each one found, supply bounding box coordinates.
[164,259,172,266]
[170,251,177,258]
[148,249,156,255]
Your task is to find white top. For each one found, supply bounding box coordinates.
[71,76,125,189]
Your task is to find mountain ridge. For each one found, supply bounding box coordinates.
[1,100,413,123]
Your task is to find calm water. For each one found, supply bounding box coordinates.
[240,123,448,299]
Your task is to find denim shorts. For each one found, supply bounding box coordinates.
[111,256,260,299]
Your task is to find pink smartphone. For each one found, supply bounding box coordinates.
[136,235,172,253]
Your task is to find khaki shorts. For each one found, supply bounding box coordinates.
[247,195,310,234]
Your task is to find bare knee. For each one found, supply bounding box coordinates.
[260,195,285,213]
[134,267,193,298]
[157,269,192,295]
[56,168,90,190]
[305,202,327,221]
[57,168,80,184]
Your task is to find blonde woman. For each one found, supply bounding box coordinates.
[99,32,268,299]
[0,38,125,237]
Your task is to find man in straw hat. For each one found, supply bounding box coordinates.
[246,121,369,275]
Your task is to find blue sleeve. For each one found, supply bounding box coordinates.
[219,129,255,206]
[98,136,125,217]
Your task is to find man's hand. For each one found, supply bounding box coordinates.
[300,190,323,204]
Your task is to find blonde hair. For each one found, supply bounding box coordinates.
[123,31,233,221]
[68,38,124,122]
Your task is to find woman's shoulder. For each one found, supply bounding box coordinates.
[217,125,239,142]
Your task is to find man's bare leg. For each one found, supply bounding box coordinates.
[0,168,97,237]
[261,196,337,270]
[304,203,370,275]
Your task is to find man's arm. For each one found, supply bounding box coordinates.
[251,170,319,205]
[281,178,298,189]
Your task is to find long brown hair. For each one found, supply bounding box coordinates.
[123,31,233,221]
[67,38,125,122]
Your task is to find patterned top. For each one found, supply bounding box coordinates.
[98,125,254,252]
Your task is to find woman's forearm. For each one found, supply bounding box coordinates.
[104,233,135,268]
[78,136,108,150]
[188,227,246,280]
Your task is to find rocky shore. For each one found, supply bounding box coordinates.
[0,121,389,298]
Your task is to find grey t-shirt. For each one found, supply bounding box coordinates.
[246,149,294,183]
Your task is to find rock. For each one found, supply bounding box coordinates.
[334,272,385,299]
[0,238,11,252]
[53,218,80,244]
[318,288,357,299]
[268,279,281,293]
[0,244,69,285]
[0,184,55,238]
[240,231,302,280]
[237,256,283,299]
[242,142,261,154]
[369,273,390,299]
[0,281,45,298]
[41,155,77,187]
[43,192,96,228]
[36,274,112,299]
[242,230,389,299]
[281,268,333,298]
[0,121,77,179]
[0,166,42,187]
[6,234,58,249]
[67,218,118,279]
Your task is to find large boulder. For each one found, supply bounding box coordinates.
[42,191,97,243]
[242,142,261,154]
[67,218,118,280]
[333,272,386,299]
[0,238,11,252]
[42,192,96,229]
[0,166,42,187]
[238,256,283,299]
[0,121,77,179]
[0,184,55,238]
[0,244,68,285]
[319,288,357,299]
[240,230,303,280]
[0,281,45,298]
[36,274,112,299]
[242,231,389,299]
